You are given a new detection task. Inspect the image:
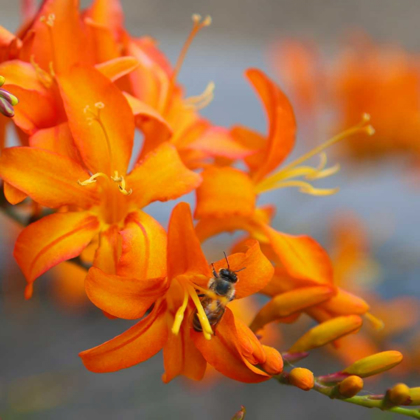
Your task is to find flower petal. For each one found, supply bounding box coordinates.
[96,57,139,82]
[58,65,134,174]
[162,318,207,383]
[212,240,274,299]
[0,147,99,208]
[195,167,256,219]
[263,225,334,285]
[80,301,168,373]
[117,211,167,279]
[85,266,167,319]
[29,122,81,162]
[192,308,270,383]
[245,69,296,182]
[3,182,27,204]
[85,0,124,37]
[14,211,100,283]
[321,288,370,316]
[167,202,211,279]
[128,143,201,209]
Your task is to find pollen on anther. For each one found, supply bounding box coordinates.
[95,102,105,109]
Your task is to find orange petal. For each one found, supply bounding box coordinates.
[245,69,296,183]
[0,60,46,91]
[0,147,99,208]
[30,0,89,74]
[93,225,120,275]
[58,65,134,174]
[95,57,139,82]
[192,309,270,383]
[261,345,283,375]
[85,0,124,36]
[189,127,255,160]
[250,286,335,331]
[127,143,201,208]
[212,240,274,299]
[3,182,27,204]
[29,122,80,162]
[263,225,334,285]
[289,315,363,353]
[195,166,256,219]
[117,211,167,279]
[14,211,100,283]
[84,17,120,62]
[85,266,167,319]
[80,302,168,373]
[162,318,207,383]
[167,202,211,279]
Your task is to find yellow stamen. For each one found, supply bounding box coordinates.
[185,81,215,110]
[187,284,213,340]
[77,172,109,186]
[255,114,375,195]
[163,14,211,114]
[171,286,189,335]
[78,171,132,195]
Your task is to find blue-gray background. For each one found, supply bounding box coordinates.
[0,0,419,419]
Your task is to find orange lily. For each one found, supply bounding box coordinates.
[80,202,282,383]
[0,64,200,298]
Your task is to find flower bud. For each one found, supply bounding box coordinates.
[261,345,283,375]
[338,375,364,398]
[289,367,314,391]
[231,406,246,420]
[289,315,362,352]
[388,383,411,405]
[343,351,403,378]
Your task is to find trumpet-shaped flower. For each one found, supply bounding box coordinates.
[0,64,200,297]
[80,202,282,383]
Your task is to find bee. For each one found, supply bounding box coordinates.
[192,252,245,333]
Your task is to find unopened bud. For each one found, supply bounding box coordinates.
[231,405,246,420]
[388,383,411,405]
[289,315,362,353]
[289,367,314,391]
[261,345,283,375]
[338,375,364,398]
[343,351,403,378]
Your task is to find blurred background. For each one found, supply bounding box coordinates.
[1,0,420,418]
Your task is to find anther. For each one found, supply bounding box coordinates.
[185,81,215,110]
[30,55,53,88]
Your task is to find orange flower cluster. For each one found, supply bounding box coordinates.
[273,35,420,162]
[0,0,390,386]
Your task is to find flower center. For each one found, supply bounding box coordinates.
[255,114,375,195]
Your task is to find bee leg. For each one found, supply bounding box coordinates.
[197,293,205,297]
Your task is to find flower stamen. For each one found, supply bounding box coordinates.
[171,285,189,335]
[185,81,215,110]
[78,171,132,195]
[30,55,54,88]
[255,114,375,195]
[186,283,214,340]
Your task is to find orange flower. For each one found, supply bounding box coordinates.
[80,202,282,383]
[0,64,200,297]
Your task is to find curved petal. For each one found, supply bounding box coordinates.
[84,17,120,62]
[117,211,167,279]
[212,240,274,299]
[0,147,99,208]
[245,69,296,183]
[0,60,46,91]
[195,167,256,219]
[58,65,134,175]
[320,288,370,316]
[192,309,270,383]
[80,301,168,373]
[14,211,100,283]
[263,225,334,285]
[85,0,124,37]
[3,182,27,204]
[127,143,201,209]
[85,266,167,319]
[96,57,139,82]
[162,317,207,383]
[167,202,211,279]
[29,122,81,162]
[188,127,255,160]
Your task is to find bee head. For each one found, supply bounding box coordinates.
[219,268,238,283]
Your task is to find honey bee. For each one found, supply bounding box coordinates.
[192,253,245,332]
